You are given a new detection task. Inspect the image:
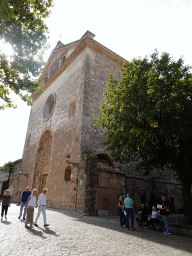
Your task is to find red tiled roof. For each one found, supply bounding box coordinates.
[97,162,126,175]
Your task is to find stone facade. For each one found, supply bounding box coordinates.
[123,162,184,212]
[10,31,185,215]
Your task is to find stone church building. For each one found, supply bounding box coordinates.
[10,31,184,215]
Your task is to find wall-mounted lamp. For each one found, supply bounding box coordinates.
[65,154,79,168]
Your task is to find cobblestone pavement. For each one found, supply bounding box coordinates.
[0,204,192,256]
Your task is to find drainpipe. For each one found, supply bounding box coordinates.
[75,166,79,212]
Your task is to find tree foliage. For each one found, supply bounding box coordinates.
[0,0,53,109]
[0,161,14,196]
[95,50,192,223]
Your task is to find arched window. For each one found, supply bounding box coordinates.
[50,58,59,77]
[64,166,71,181]
[60,52,67,64]
[62,55,66,63]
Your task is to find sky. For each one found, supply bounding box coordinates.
[0,0,192,166]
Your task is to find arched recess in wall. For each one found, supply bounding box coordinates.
[96,153,114,168]
[32,130,52,193]
[50,58,59,77]
[64,166,71,181]
[60,52,67,64]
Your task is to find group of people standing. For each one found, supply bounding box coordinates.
[1,187,49,229]
[118,194,171,234]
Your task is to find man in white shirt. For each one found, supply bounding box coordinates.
[34,188,49,227]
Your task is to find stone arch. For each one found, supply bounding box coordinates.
[96,153,114,168]
[32,130,52,193]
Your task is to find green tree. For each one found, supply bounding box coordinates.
[0,0,53,109]
[0,162,14,196]
[95,50,192,224]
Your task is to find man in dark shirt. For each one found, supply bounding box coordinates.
[136,204,148,228]
[18,187,31,220]
[160,195,170,234]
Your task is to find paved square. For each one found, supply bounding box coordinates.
[0,204,192,256]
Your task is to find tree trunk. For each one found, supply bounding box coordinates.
[181,178,192,225]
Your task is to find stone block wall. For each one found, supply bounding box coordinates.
[17,49,90,211]
[76,161,87,214]
[122,161,184,212]
[81,50,122,156]
[83,156,99,216]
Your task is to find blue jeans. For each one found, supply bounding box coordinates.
[125,208,134,228]
[163,215,170,232]
[19,202,27,219]
[136,216,146,227]
[1,205,8,217]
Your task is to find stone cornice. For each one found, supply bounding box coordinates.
[85,37,126,66]
[44,40,82,76]
[32,37,126,102]
[47,39,82,62]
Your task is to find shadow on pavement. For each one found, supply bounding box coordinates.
[38,226,59,236]
[0,220,11,225]
[47,207,192,254]
[25,226,46,239]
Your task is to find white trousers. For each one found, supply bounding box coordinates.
[34,206,46,225]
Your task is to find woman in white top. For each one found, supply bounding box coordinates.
[144,206,160,231]
[24,189,38,228]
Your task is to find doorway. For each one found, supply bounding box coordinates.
[97,187,116,212]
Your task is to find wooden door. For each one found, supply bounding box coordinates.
[97,187,116,211]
